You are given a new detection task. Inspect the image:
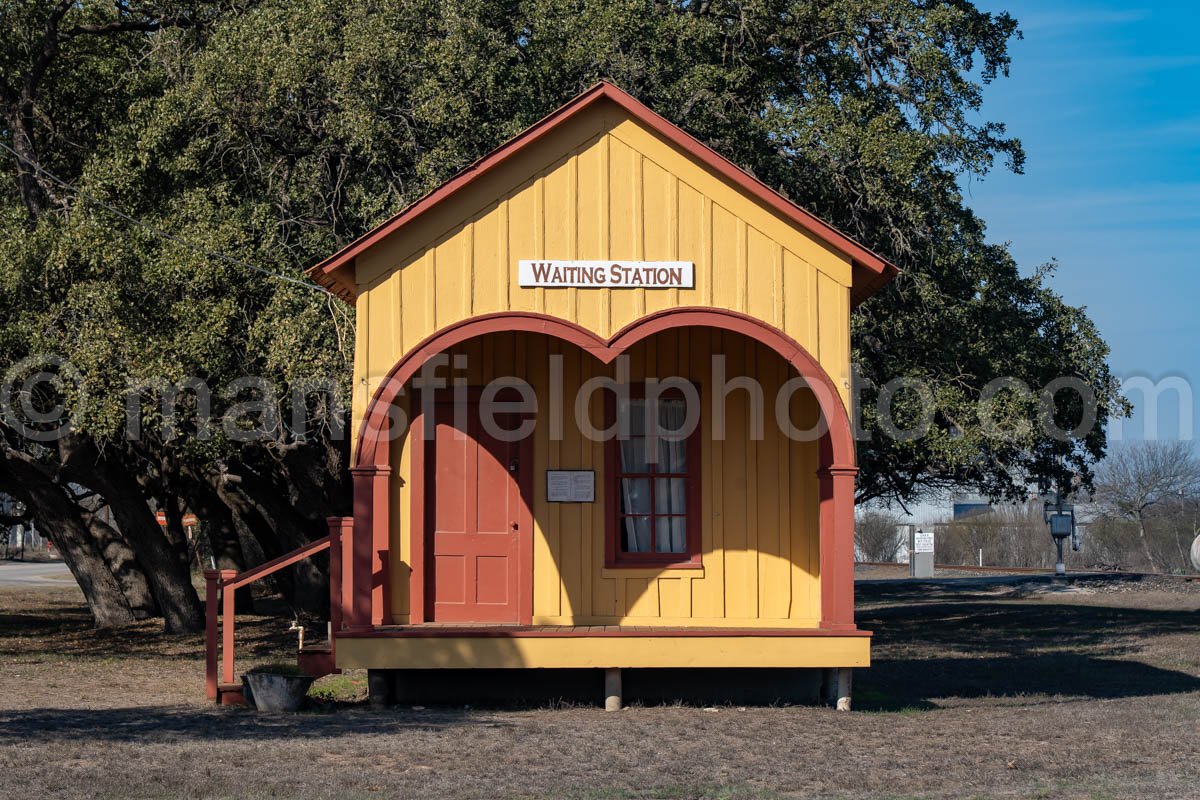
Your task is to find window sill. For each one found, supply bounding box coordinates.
[601,557,704,577]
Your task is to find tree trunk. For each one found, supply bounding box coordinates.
[0,456,135,628]
[161,494,193,574]
[1135,512,1159,572]
[215,479,304,609]
[8,105,50,218]
[225,466,328,612]
[59,438,204,633]
[83,509,160,620]
[183,479,255,613]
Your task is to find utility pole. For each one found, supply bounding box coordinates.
[1040,476,1077,576]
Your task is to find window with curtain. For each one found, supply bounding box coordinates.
[605,385,701,567]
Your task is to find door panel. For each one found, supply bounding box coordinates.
[426,396,529,623]
[433,554,467,604]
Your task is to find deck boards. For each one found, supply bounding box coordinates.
[339,624,870,639]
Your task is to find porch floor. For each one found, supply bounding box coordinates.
[332,624,871,670]
[348,624,871,638]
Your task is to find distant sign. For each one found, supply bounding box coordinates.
[155,512,199,527]
[518,260,694,289]
[912,531,935,554]
[546,470,595,503]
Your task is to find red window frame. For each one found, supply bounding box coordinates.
[603,383,702,568]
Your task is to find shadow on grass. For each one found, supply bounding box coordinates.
[0,704,508,744]
[855,587,1200,711]
[859,597,1200,656]
[855,654,1200,711]
[0,592,314,663]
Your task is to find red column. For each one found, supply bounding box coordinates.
[350,465,391,630]
[204,570,219,700]
[204,568,238,698]
[221,574,236,684]
[325,516,353,634]
[818,465,858,632]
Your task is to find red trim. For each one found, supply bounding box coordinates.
[352,308,860,633]
[356,308,855,470]
[326,516,352,635]
[349,465,390,629]
[338,625,871,639]
[223,534,332,592]
[603,384,703,568]
[409,407,426,625]
[306,81,897,305]
[818,466,859,631]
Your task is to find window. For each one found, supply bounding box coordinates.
[604,385,701,567]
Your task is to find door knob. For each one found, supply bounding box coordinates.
[511,521,519,530]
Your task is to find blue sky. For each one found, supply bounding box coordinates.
[966,1,1200,442]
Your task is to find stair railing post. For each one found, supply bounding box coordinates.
[203,570,220,700]
[341,517,354,629]
[218,569,238,686]
[326,517,352,636]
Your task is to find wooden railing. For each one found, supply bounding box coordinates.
[204,517,352,701]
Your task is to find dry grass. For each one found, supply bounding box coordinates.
[1,575,1198,799]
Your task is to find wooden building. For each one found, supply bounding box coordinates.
[205,81,897,709]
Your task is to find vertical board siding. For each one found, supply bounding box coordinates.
[355,113,853,629]
[350,122,852,430]
[387,331,823,627]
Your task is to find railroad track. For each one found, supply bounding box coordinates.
[855,561,1200,580]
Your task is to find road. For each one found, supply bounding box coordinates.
[0,560,73,588]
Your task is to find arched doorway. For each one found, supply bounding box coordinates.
[346,308,858,633]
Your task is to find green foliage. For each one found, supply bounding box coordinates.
[307,672,368,701]
[0,0,1126,508]
[246,661,310,677]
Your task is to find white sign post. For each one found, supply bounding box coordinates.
[518,260,694,289]
[910,527,935,578]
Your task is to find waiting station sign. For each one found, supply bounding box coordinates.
[519,260,694,289]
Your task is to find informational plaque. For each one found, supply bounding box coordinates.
[519,260,694,289]
[916,527,936,554]
[546,470,595,503]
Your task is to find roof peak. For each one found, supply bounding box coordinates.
[308,80,897,304]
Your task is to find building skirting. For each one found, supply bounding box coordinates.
[334,626,870,670]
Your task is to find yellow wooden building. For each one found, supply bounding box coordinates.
[206,81,897,709]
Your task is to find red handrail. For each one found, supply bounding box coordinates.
[205,517,352,701]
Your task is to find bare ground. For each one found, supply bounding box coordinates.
[1,574,1198,799]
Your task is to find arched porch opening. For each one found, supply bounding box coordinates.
[345,308,858,633]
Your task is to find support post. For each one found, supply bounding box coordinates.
[350,466,391,630]
[221,574,236,685]
[835,668,853,712]
[818,465,858,631]
[326,516,352,636]
[821,667,853,710]
[204,570,219,700]
[604,667,623,711]
[341,514,354,628]
[204,568,237,696]
[368,669,395,708]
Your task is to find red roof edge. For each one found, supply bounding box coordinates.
[306,80,899,306]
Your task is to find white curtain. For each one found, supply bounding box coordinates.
[656,398,687,553]
[619,399,651,552]
[618,397,688,554]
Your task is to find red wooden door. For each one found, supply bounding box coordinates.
[425,395,530,623]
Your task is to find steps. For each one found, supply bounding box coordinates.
[297,645,340,679]
[215,683,246,706]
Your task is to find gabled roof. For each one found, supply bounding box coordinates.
[307,81,898,305]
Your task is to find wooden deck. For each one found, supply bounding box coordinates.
[332,624,872,670]
[341,624,871,638]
